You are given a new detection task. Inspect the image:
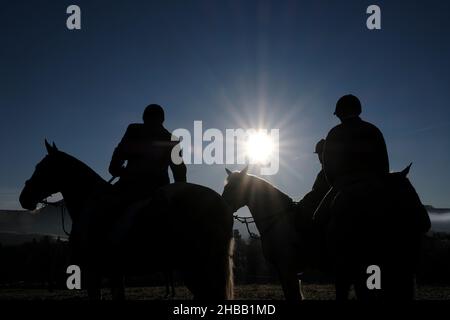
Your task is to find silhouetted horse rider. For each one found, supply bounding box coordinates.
[314,95,429,300]
[294,139,330,231]
[323,94,389,187]
[292,139,331,269]
[314,95,389,227]
[306,139,330,204]
[105,104,186,297]
[109,104,187,201]
[313,95,390,295]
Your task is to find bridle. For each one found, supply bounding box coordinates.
[39,199,71,237]
[233,201,296,240]
[36,176,118,237]
[233,215,259,239]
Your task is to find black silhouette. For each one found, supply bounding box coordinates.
[15,95,433,301]
[325,164,430,300]
[109,104,186,296]
[322,94,389,186]
[19,141,234,300]
[223,167,302,300]
[291,139,332,275]
[109,104,187,202]
[312,95,430,300]
[314,95,389,237]
[294,139,330,233]
[223,165,430,301]
[164,270,176,299]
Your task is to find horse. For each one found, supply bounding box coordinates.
[222,166,430,300]
[222,166,304,300]
[19,140,234,300]
[318,165,431,300]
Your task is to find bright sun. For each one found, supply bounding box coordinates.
[245,131,275,164]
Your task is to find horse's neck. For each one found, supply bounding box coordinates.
[62,179,107,216]
[58,155,109,219]
[246,178,292,231]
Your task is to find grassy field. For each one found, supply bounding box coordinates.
[1,284,450,300]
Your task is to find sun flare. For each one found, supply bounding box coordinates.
[245,131,275,164]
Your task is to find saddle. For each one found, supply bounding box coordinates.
[314,166,429,230]
[312,166,430,270]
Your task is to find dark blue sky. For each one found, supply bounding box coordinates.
[1,0,449,209]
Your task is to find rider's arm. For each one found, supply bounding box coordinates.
[169,142,187,183]
[109,147,125,177]
[108,125,133,177]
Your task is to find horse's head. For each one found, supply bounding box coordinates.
[19,140,64,210]
[222,166,250,212]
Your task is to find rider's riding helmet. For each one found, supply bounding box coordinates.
[143,104,165,125]
[334,94,362,118]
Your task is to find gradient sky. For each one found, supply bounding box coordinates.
[1,0,449,211]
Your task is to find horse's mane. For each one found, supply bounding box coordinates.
[55,150,107,187]
[246,174,294,206]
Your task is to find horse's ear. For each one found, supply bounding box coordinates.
[45,139,53,154]
[241,165,249,175]
[401,162,413,177]
[225,168,232,176]
[45,139,58,154]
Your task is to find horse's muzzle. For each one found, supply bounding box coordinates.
[19,183,38,210]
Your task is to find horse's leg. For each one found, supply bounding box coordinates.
[371,264,415,301]
[87,269,102,300]
[110,274,125,300]
[186,251,232,300]
[265,232,301,301]
[335,276,351,301]
[164,271,170,299]
[163,271,170,299]
[334,261,352,301]
[191,265,224,300]
[204,237,234,300]
[276,265,302,301]
[182,269,201,300]
[169,271,176,298]
[163,271,175,299]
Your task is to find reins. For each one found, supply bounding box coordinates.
[39,199,71,237]
[233,215,260,239]
[38,176,118,238]
[233,201,295,240]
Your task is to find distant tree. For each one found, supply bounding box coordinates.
[245,237,275,283]
[232,229,247,283]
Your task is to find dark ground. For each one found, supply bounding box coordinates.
[1,284,450,300]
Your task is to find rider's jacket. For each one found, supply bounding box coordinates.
[109,123,186,198]
[323,116,389,186]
